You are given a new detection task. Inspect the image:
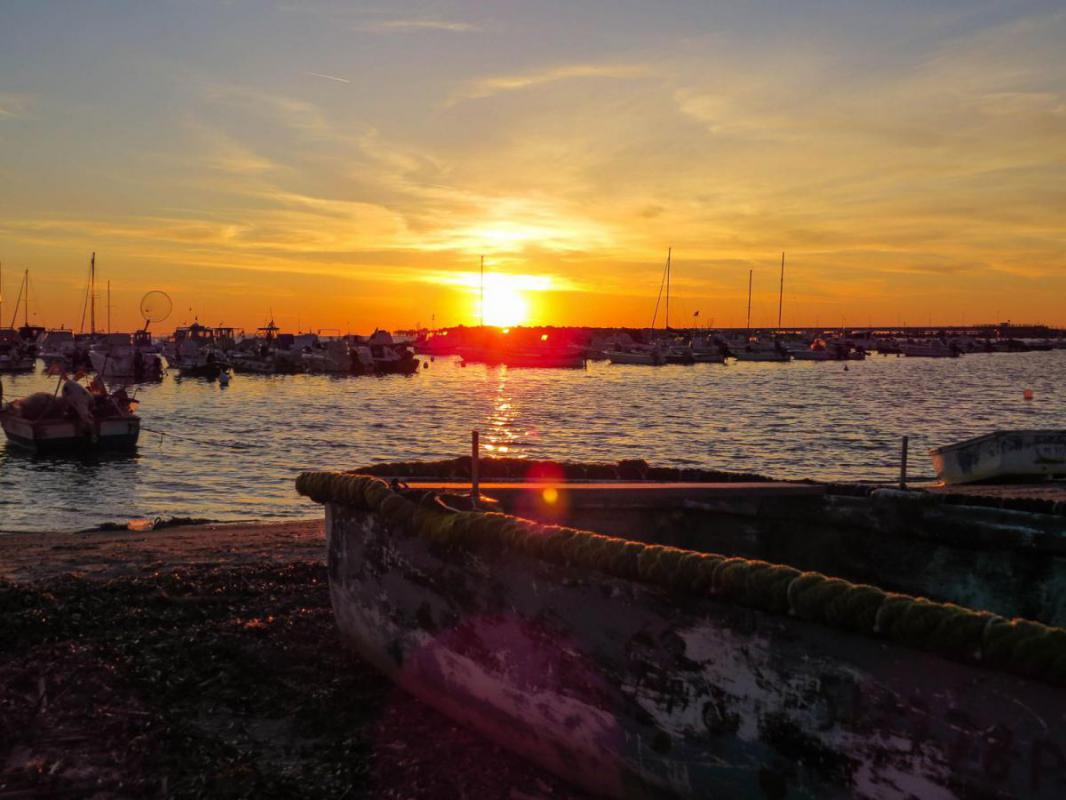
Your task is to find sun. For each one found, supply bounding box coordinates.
[479,284,529,327]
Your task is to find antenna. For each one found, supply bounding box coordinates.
[777,252,785,329]
[746,269,753,331]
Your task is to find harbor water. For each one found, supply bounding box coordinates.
[1,351,1063,532]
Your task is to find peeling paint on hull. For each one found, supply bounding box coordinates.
[324,503,1066,799]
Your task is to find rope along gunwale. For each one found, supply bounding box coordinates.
[296,471,1066,687]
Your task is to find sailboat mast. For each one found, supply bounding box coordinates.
[777,252,785,329]
[24,269,29,327]
[746,269,753,331]
[107,280,111,334]
[90,252,96,337]
[665,247,671,330]
[480,255,485,327]
[0,261,3,326]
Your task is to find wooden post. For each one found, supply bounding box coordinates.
[899,435,909,489]
[471,430,480,507]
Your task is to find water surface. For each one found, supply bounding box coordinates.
[1,351,1062,532]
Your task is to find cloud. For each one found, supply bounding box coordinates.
[356,18,480,34]
[305,71,350,84]
[0,93,30,119]
[452,63,652,104]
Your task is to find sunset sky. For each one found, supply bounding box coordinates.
[1,1,1064,332]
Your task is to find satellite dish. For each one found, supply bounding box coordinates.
[140,291,173,330]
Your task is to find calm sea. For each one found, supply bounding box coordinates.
[1,351,1063,532]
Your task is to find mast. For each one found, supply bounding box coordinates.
[777,252,785,329]
[90,252,96,337]
[746,269,753,331]
[0,260,3,326]
[665,247,671,330]
[107,280,111,334]
[24,269,29,327]
[480,255,485,327]
[8,269,26,329]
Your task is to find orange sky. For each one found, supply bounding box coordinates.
[1,2,1064,333]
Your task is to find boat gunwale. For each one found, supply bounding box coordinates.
[928,428,1066,456]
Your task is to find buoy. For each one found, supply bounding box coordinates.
[1023,388,1034,401]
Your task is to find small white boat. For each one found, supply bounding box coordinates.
[930,430,1066,485]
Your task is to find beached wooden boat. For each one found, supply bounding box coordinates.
[931,429,1066,485]
[298,469,1066,799]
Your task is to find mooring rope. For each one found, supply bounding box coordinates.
[296,470,1066,686]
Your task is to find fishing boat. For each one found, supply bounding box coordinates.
[460,344,587,369]
[165,323,230,378]
[89,331,164,381]
[38,329,79,367]
[0,376,140,452]
[297,462,1066,799]
[900,339,961,358]
[607,346,664,366]
[364,330,420,375]
[930,430,1066,485]
[729,338,791,362]
[0,329,36,372]
[302,338,358,374]
[689,336,727,363]
[229,321,304,375]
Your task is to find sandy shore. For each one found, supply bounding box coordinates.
[0,521,586,799]
[0,519,327,584]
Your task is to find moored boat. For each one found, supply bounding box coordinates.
[89,331,165,381]
[0,328,36,372]
[900,339,961,358]
[1,377,140,452]
[930,429,1066,485]
[166,323,231,378]
[297,464,1066,799]
[607,346,664,365]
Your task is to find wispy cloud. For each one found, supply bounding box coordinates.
[452,63,651,104]
[356,18,480,34]
[306,71,350,84]
[0,93,31,120]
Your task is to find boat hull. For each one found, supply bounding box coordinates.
[930,429,1066,484]
[732,351,790,362]
[606,351,662,365]
[1,413,140,453]
[317,493,1066,800]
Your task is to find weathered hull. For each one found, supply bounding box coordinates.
[321,499,1066,799]
[930,430,1066,484]
[1,413,140,452]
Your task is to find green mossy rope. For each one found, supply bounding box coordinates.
[296,471,1066,686]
